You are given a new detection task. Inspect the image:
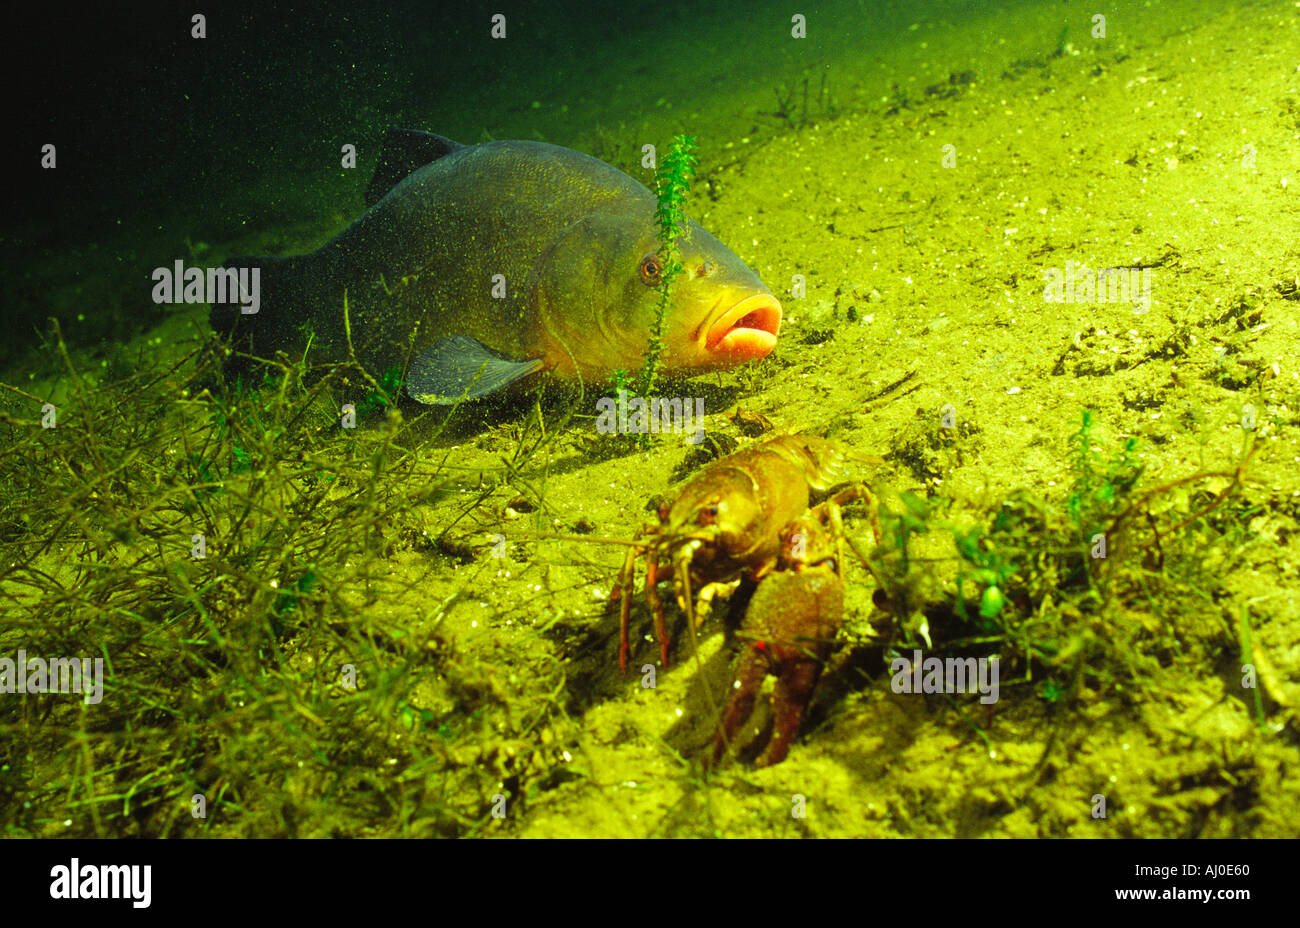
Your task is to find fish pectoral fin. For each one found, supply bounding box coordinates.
[365,129,464,207]
[406,335,545,405]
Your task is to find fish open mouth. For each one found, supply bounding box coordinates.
[704,293,782,361]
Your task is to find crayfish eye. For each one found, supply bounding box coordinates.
[638,254,663,286]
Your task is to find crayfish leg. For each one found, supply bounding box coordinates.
[616,545,641,673]
[756,659,823,767]
[710,642,768,766]
[645,555,671,668]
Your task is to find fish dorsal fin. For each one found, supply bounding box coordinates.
[364,129,464,207]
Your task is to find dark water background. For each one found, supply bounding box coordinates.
[1,0,1208,367]
[1,0,870,366]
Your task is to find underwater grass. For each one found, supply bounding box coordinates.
[0,325,577,837]
[865,409,1263,709]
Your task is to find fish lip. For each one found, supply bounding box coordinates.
[703,292,783,356]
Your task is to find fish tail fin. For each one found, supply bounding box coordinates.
[208,254,315,378]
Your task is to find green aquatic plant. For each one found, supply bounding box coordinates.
[637,134,698,399]
[774,69,838,127]
[1064,408,1142,580]
[878,490,936,578]
[865,409,1258,709]
[1038,676,1065,704]
[357,365,403,418]
[952,523,1017,624]
[273,566,319,617]
[1051,23,1070,58]
[949,413,1144,640]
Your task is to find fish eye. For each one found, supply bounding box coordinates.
[638,254,663,286]
[696,261,714,277]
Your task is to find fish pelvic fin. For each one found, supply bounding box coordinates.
[406,335,544,405]
[365,129,464,207]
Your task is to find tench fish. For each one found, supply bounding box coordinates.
[210,128,782,404]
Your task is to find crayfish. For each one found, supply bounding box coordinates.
[712,505,849,766]
[611,433,876,765]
